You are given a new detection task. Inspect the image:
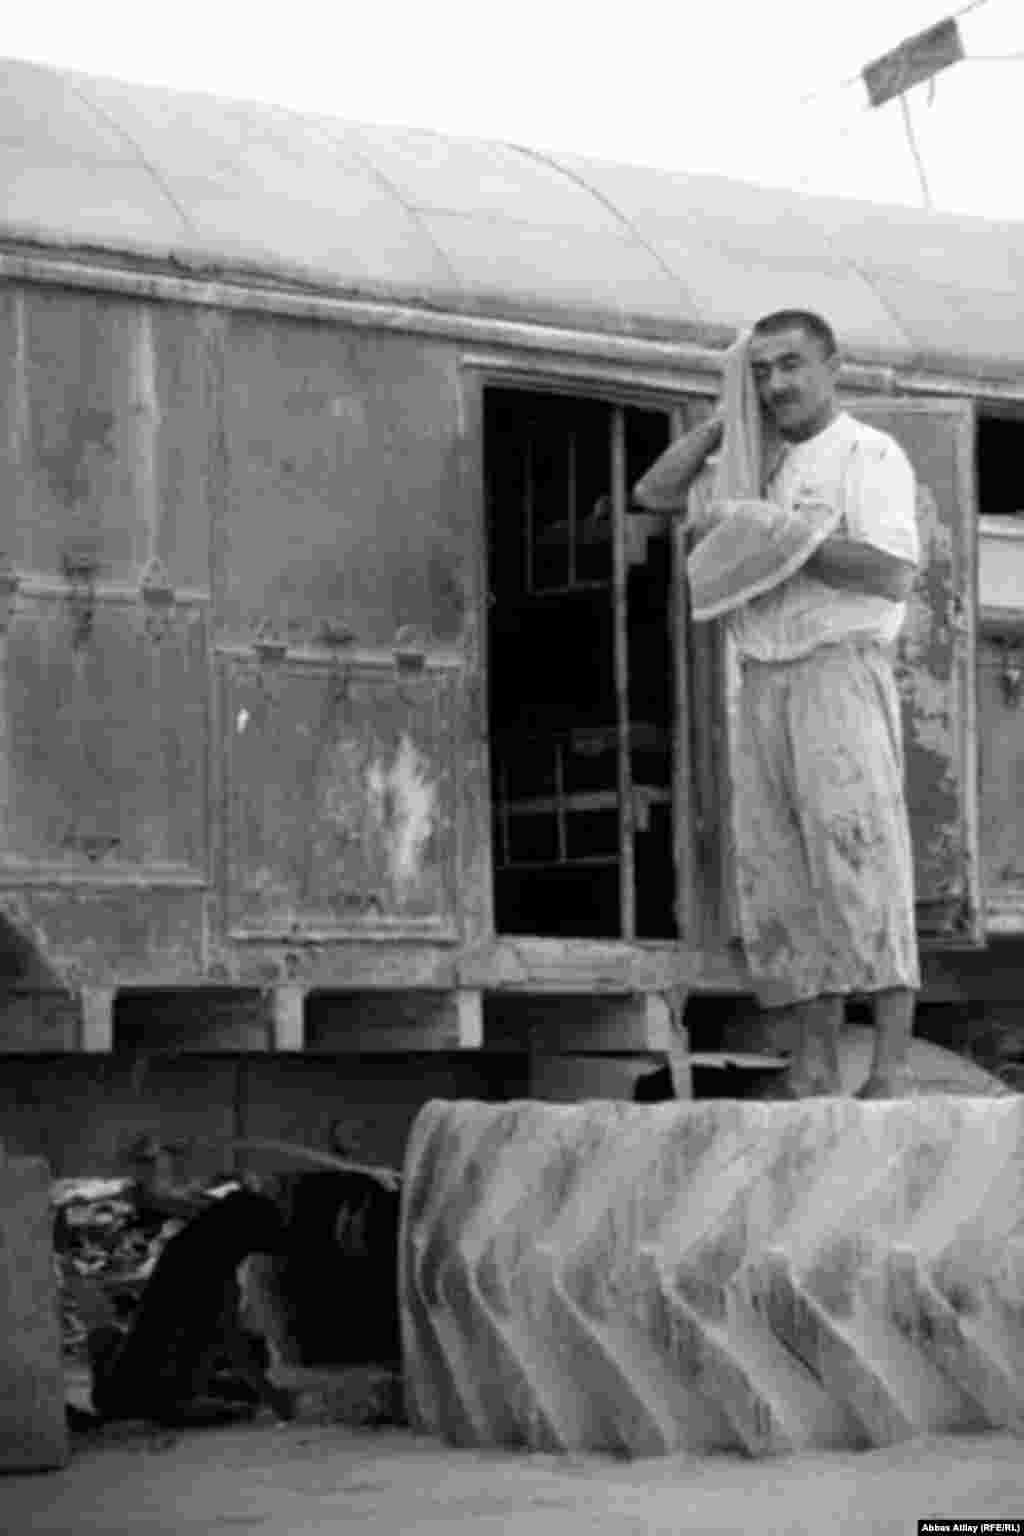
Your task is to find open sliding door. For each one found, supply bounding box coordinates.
[679,395,982,953]
[850,398,981,945]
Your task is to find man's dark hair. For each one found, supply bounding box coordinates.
[751,309,838,359]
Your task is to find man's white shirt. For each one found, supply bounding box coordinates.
[727,411,919,662]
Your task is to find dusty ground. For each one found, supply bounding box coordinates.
[3,1423,1023,1536]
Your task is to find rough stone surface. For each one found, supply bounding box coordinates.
[0,1153,68,1470]
[400,1097,1024,1458]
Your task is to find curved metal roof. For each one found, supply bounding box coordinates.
[2,55,1023,378]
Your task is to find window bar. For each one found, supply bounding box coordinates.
[567,429,577,589]
[524,435,534,595]
[554,737,568,865]
[498,758,511,869]
[611,406,636,939]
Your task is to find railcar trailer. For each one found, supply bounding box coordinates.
[0,57,1022,1171]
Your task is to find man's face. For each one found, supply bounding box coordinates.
[749,325,839,441]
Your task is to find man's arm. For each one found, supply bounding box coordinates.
[633,415,723,512]
[805,432,919,601]
[804,537,916,601]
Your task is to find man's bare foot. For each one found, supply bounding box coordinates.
[856,1069,916,1100]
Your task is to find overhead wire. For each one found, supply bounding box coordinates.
[796,0,1001,107]
[898,93,934,206]
[793,0,1015,206]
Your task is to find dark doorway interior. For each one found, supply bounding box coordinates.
[485,387,677,940]
[977,414,1024,517]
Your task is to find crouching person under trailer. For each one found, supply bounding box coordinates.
[635,309,920,1098]
[89,1189,295,1427]
[86,1168,404,1430]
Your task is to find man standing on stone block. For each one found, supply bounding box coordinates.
[634,309,920,1098]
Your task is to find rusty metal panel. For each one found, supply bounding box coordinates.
[224,658,459,939]
[1,285,149,581]
[1,594,208,876]
[0,888,206,988]
[0,286,217,592]
[849,398,981,943]
[976,635,1024,930]
[217,317,473,649]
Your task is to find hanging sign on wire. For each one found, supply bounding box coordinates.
[862,17,965,107]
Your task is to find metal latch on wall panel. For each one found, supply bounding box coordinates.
[998,639,1024,708]
[138,556,176,643]
[62,829,121,863]
[393,625,427,672]
[317,619,356,709]
[62,546,100,649]
[316,618,356,650]
[253,618,288,663]
[0,555,20,633]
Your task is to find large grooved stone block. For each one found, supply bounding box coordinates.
[399,1097,1024,1459]
[0,1154,67,1470]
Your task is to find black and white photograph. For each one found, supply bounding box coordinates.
[1,1,1023,1529]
